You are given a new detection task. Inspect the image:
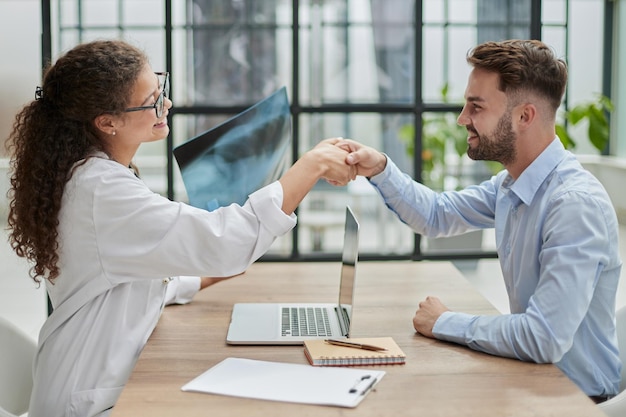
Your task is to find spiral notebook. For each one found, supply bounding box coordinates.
[304,337,406,366]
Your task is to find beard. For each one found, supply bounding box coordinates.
[466,111,516,166]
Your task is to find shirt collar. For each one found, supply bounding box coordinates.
[506,137,567,206]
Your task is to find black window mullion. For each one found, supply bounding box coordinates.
[165,0,174,201]
[291,0,301,258]
[413,0,424,260]
[530,0,542,40]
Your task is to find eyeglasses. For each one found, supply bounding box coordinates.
[124,72,170,118]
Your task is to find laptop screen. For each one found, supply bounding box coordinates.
[337,206,360,336]
[173,87,291,211]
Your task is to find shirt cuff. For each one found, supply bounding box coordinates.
[367,153,393,185]
[432,311,476,345]
[248,181,297,234]
[164,276,201,305]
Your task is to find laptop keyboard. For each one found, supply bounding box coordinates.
[281,307,332,337]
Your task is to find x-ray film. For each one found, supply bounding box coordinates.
[174,87,291,211]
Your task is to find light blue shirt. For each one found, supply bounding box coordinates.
[369,138,622,396]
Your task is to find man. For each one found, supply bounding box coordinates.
[337,39,622,402]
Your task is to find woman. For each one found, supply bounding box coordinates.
[6,39,354,416]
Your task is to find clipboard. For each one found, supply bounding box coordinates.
[181,357,385,408]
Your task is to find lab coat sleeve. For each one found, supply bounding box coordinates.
[89,163,295,283]
[164,276,201,305]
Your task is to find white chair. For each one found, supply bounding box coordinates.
[599,305,626,417]
[0,316,36,417]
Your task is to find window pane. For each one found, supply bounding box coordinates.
[510,0,532,24]
[422,26,474,104]
[565,0,605,154]
[83,0,118,26]
[543,0,567,25]
[299,111,412,174]
[80,29,123,41]
[449,0,477,24]
[370,0,415,103]
[446,27,476,98]
[187,0,290,106]
[126,31,166,68]
[423,0,444,23]
[477,0,531,42]
[422,26,445,103]
[171,0,187,26]
[134,140,169,198]
[123,0,164,26]
[542,26,566,57]
[298,113,413,255]
[59,31,80,52]
[171,28,191,105]
[59,0,78,26]
[299,0,415,105]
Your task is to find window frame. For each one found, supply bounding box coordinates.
[40,0,611,263]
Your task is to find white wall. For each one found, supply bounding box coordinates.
[0,1,41,156]
[0,0,41,218]
[0,0,46,340]
[579,155,626,224]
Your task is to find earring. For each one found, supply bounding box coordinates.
[112,131,116,136]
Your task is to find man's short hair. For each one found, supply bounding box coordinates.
[467,39,568,112]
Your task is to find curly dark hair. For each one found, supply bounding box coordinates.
[5,40,149,283]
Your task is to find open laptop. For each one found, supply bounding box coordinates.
[226,206,360,345]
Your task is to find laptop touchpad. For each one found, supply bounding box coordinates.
[227,303,279,343]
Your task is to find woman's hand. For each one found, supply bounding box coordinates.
[278,137,355,214]
[199,272,245,290]
[306,137,357,186]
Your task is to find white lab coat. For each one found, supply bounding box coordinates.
[28,154,296,417]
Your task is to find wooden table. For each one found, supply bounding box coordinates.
[112,261,605,417]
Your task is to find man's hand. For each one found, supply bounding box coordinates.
[412,296,450,338]
[334,138,388,179]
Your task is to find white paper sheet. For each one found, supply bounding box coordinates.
[181,357,385,408]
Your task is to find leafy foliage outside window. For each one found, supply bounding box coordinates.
[556,94,613,153]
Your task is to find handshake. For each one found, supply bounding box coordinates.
[279,137,389,215]
[306,137,388,187]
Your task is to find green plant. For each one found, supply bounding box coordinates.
[556,94,613,152]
